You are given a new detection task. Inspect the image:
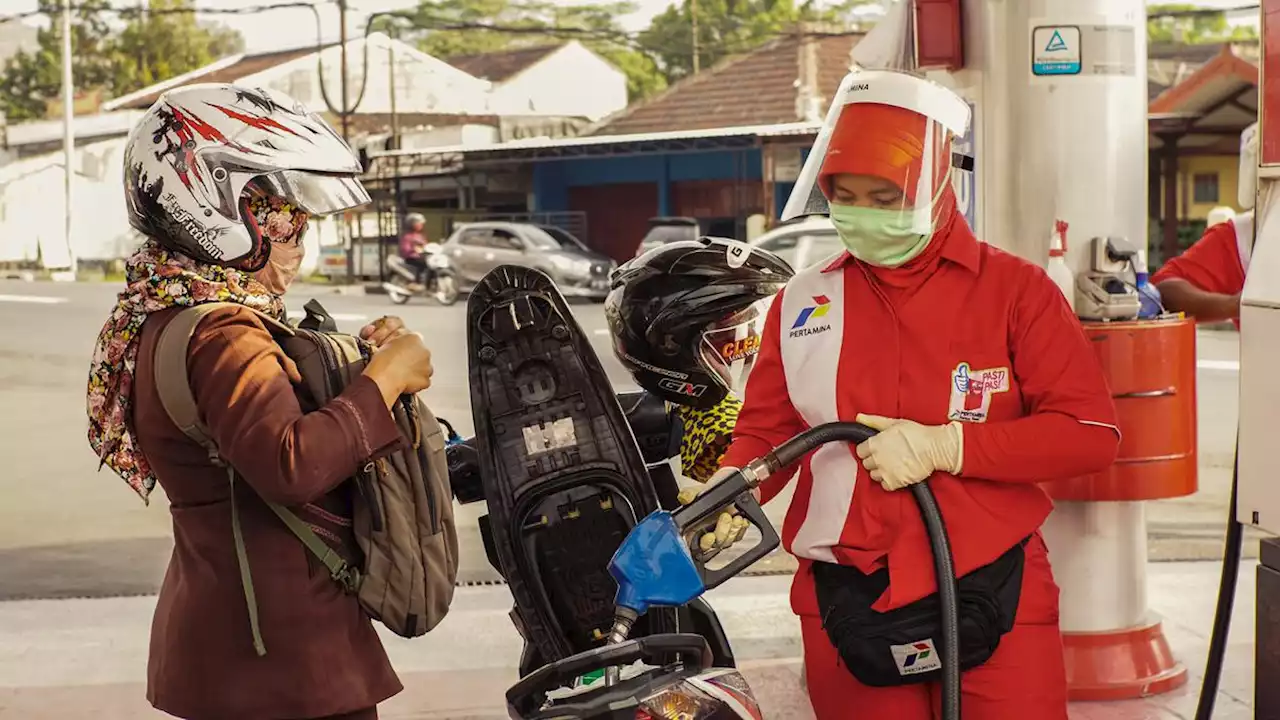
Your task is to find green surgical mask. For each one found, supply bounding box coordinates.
[829,204,931,268]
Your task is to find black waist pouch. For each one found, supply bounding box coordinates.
[812,537,1028,687]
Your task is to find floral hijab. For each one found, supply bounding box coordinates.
[87,194,305,503]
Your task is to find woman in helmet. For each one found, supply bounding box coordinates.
[605,235,793,552]
[714,70,1121,718]
[85,84,433,720]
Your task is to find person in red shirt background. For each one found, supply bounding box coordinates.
[398,212,430,289]
[1152,122,1256,326]
[703,70,1120,719]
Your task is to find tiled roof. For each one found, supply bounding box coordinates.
[590,32,861,136]
[445,44,563,82]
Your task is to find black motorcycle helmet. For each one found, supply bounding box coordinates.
[606,236,794,409]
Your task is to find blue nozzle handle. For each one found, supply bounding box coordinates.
[670,475,781,593]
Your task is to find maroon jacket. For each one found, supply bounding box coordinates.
[133,305,403,719]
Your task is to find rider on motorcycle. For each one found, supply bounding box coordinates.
[399,212,431,290]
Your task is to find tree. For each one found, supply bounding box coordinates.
[111,0,244,95]
[1147,3,1258,45]
[0,0,118,122]
[0,0,244,123]
[398,0,667,101]
[638,0,871,84]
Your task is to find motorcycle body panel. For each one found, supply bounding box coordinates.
[464,265,733,675]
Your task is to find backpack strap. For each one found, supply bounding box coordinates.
[152,302,357,658]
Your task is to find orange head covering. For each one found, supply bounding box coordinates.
[817,102,952,204]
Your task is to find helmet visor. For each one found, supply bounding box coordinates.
[699,298,772,396]
[782,69,971,233]
[254,170,371,217]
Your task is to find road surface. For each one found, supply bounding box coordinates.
[0,280,1253,602]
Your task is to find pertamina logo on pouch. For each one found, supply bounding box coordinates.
[789,295,832,338]
[948,362,1010,423]
[891,639,942,676]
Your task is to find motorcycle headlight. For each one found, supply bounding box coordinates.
[639,682,719,719]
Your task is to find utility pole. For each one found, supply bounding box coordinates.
[691,0,700,75]
[338,0,350,141]
[337,0,353,283]
[388,28,401,284]
[61,0,77,278]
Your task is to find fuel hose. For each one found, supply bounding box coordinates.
[745,422,961,720]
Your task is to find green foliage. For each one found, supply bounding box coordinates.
[1147,4,1258,45]
[0,0,244,122]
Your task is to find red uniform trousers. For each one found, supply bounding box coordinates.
[801,533,1067,720]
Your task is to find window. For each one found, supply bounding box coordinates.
[491,229,524,250]
[1193,173,1219,204]
[458,229,490,246]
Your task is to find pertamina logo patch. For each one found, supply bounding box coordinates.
[789,295,832,338]
[947,362,1010,423]
[891,639,942,676]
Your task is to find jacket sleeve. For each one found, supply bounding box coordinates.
[1151,220,1246,295]
[187,306,404,506]
[960,266,1120,483]
[720,290,807,503]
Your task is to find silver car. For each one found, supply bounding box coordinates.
[748,217,842,270]
[442,221,616,300]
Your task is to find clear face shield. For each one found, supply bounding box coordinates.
[781,70,972,236]
[697,297,773,398]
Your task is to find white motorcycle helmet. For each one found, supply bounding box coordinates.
[123,83,371,270]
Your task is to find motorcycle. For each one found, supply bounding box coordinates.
[384,246,460,306]
[445,265,754,718]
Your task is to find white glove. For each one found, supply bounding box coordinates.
[678,467,750,558]
[854,414,964,492]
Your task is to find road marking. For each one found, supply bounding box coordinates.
[1198,359,1239,372]
[286,310,368,323]
[0,294,68,304]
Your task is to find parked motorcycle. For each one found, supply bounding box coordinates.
[384,248,460,306]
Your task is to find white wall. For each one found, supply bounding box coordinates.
[488,42,628,121]
[0,138,140,266]
[245,33,495,116]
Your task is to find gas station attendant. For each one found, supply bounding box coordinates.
[715,69,1122,719]
[1152,122,1257,326]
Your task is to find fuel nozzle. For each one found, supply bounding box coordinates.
[605,606,638,645]
[603,607,639,686]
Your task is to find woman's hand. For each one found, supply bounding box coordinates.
[363,332,434,407]
[678,467,750,559]
[854,413,964,491]
[360,315,410,349]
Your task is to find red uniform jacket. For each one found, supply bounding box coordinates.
[1152,215,1250,328]
[721,216,1120,617]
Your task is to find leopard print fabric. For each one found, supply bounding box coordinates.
[674,396,743,484]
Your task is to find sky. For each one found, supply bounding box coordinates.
[2,0,1264,55]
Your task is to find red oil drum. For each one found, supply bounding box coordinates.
[1043,316,1198,502]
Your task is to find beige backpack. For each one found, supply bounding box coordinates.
[152,301,458,656]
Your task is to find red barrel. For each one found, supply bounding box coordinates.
[1044,317,1198,502]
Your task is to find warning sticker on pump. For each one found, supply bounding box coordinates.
[1032,26,1081,75]
[1031,22,1137,79]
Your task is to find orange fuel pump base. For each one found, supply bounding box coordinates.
[1042,317,1197,701]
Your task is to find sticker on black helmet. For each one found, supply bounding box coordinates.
[658,378,708,397]
[725,240,752,269]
